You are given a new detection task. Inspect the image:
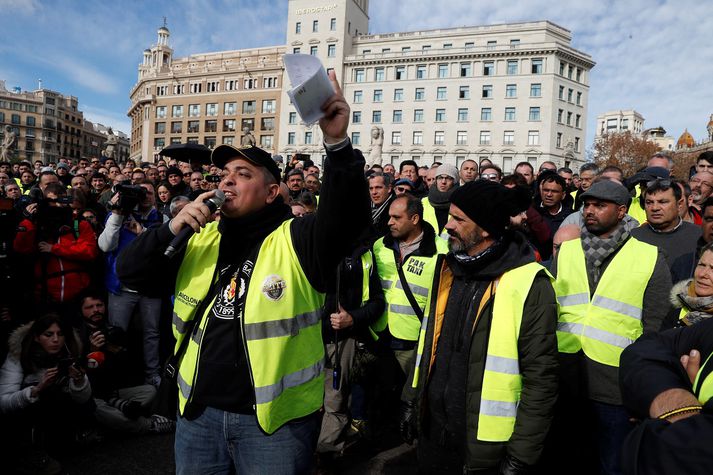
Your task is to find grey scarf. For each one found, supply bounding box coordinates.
[676,279,713,326]
[580,224,630,287]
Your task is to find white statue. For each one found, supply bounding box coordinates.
[0,125,17,161]
[103,127,118,159]
[368,126,384,167]
[241,126,256,147]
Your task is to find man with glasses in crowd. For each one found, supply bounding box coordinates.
[479,164,502,182]
[422,164,458,236]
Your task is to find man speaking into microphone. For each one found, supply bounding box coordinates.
[116,72,369,474]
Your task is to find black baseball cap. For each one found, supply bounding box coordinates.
[211,145,281,182]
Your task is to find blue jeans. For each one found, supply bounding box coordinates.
[175,407,319,475]
[592,401,632,475]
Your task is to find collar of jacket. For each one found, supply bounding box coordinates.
[383,220,439,257]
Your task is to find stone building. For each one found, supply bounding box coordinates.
[128,25,284,163]
[279,0,595,170]
[128,0,595,171]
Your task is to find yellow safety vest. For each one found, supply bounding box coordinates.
[412,261,551,442]
[172,220,325,434]
[371,236,447,341]
[694,352,713,404]
[421,197,450,240]
[555,237,657,367]
[421,197,439,234]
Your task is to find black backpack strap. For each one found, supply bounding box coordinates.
[395,257,425,322]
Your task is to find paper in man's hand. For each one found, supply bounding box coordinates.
[284,54,334,125]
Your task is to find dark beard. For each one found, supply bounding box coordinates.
[447,230,483,253]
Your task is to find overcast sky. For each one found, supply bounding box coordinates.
[1,0,711,150]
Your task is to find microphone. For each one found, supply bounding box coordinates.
[164,190,226,258]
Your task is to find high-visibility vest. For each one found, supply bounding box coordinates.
[421,197,440,234]
[628,186,647,223]
[421,197,450,240]
[371,236,447,341]
[555,237,657,367]
[172,220,325,434]
[694,352,713,404]
[412,261,551,442]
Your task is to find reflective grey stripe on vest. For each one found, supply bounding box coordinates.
[582,325,633,349]
[390,303,419,316]
[592,295,642,321]
[243,309,321,341]
[253,358,325,405]
[191,325,204,345]
[173,312,190,334]
[395,279,429,298]
[557,322,585,335]
[557,293,589,307]
[177,371,191,399]
[480,399,518,418]
[381,279,393,290]
[484,355,520,375]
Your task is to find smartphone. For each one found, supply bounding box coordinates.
[205,175,221,183]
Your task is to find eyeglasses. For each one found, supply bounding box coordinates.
[646,178,672,188]
[436,175,454,181]
[480,173,499,180]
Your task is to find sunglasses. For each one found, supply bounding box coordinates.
[480,173,499,180]
[395,186,411,192]
[183,173,192,177]
[646,178,672,188]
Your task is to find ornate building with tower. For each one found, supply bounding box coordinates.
[128,0,595,171]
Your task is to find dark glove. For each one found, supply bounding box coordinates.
[399,400,417,444]
[499,454,531,475]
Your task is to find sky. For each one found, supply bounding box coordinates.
[1,0,712,150]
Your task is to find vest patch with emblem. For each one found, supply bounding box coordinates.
[262,274,287,301]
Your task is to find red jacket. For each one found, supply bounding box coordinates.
[13,219,98,303]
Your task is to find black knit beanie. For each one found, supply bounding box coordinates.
[450,180,531,238]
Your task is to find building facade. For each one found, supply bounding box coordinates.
[279,0,594,171]
[128,26,284,163]
[595,110,645,137]
[0,79,127,164]
[129,0,594,171]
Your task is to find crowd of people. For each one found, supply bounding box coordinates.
[1,73,713,475]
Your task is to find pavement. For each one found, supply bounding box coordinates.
[52,430,418,475]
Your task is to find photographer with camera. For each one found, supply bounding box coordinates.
[13,182,99,321]
[0,313,93,474]
[98,181,167,387]
[75,292,174,434]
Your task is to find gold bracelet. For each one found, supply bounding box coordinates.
[658,405,702,420]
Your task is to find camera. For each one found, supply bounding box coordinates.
[108,182,147,213]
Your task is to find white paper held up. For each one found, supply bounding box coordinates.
[284,54,334,125]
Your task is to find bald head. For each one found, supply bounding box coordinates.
[553,224,581,257]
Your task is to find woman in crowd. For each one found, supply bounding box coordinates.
[156,181,173,218]
[670,242,713,328]
[0,313,95,470]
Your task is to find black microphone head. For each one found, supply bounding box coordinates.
[208,190,226,209]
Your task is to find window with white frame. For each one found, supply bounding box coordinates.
[413,131,423,145]
[480,130,491,145]
[504,130,515,145]
[528,130,539,145]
